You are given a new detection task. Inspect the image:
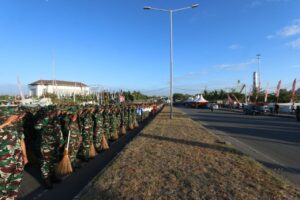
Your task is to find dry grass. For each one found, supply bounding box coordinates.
[79,107,300,200]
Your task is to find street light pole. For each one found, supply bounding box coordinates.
[256,54,261,92]
[144,4,199,119]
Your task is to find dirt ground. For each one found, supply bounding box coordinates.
[79,107,300,200]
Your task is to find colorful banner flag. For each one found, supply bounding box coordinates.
[264,83,269,103]
[227,94,234,104]
[275,80,281,98]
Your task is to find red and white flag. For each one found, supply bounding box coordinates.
[275,80,281,98]
[291,78,297,101]
[264,83,269,103]
[227,94,234,104]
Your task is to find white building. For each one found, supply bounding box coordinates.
[28,80,90,97]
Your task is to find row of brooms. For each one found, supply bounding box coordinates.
[56,119,139,175]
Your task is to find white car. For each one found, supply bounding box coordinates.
[208,103,219,109]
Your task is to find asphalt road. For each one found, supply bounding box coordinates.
[178,106,300,186]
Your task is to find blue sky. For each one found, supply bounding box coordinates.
[0,0,299,95]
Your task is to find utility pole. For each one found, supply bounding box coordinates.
[256,54,261,93]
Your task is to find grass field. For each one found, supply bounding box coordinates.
[79,107,300,200]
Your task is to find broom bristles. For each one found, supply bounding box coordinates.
[56,150,73,176]
[129,123,134,130]
[120,126,126,135]
[111,131,119,140]
[134,120,139,128]
[101,134,109,150]
[89,143,96,158]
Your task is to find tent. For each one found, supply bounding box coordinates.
[191,94,208,108]
[193,94,208,104]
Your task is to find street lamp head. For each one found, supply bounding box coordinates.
[191,4,199,8]
[143,6,152,10]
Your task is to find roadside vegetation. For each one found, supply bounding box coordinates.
[174,89,300,103]
[79,107,300,200]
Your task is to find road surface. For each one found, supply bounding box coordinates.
[178,106,300,186]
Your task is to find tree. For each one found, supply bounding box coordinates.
[173,93,190,102]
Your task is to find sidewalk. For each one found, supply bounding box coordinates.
[78,107,300,200]
[219,108,296,119]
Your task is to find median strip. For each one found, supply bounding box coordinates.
[78,106,300,199]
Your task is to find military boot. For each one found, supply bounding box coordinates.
[44,178,53,189]
[51,174,62,183]
[72,159,82,170]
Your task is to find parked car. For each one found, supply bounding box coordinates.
[244,104,267,115]
[207,103,219,110]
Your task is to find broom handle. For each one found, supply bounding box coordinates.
[66,130,71,151]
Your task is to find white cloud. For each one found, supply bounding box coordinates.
[215,59,256,71]
[269,19,300,39]
[228,44,243,50]
[277,20,300,37]
[286,38,300,49]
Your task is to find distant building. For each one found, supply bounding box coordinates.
[28,80,89,97]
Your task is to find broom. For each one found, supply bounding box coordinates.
[134,119,139,128]
[129,123,134,130]
[101,134,109,150]
[111,131,119,140]
[120,125,126,135]
[89,142,97,158]
[56,130,73,175]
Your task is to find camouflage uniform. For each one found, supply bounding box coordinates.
[132,106,138,126]
[35,110,64,180]
[109,108,118,140]
[103,108,110,139]
[127,106,132,128]
[79,110,93,160]
[0,114,24,200]
[92,109,104,152]
[61,112,81,164]
[116,107,121,131]
[120,106,126,128]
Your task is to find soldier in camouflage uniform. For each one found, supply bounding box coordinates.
[127,105,133,129]
[103,107,111,140]
[61,107,82,168]
[120,105,126,134]
[132,105,138,127]
[92,107,104,152]
[78,108,93,161]
[34,107,64,189]
[109,106,118,140]
[115,106,121,134]
[0,108,28,200]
